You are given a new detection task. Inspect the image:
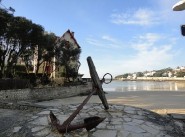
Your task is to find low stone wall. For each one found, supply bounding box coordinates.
[0,83,92,101]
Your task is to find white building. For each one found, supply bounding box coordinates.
[168,71,173,77]
[144,71,156,77]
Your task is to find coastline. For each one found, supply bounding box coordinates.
[116,77,185,82]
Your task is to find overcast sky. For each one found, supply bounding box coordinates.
[2,0,185,78]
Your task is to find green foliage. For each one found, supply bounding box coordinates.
[153,72,163,77]
[0,9,43,77]
[14,65,27,73]
[55,40,81,81]
[153,68,172,77]
[0,8,57,79]
[136,72,144,77]
[176,72,185,77]
[0,8,81,84]
[116,68,173,78]
[122,73,129,78]
[115,73,130,79]
[34,32,57,75]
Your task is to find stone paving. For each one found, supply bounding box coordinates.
[4,103,185,137]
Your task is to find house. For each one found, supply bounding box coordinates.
[174,66,185,72]
[174,66,185,77]
[132,73,137,79]
[59,29,80,49]
[144,71,156,77]
[167,71,173,77]
[17,29,81,80]
[54,29,81,79]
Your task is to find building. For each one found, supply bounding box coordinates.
[144,71,156,77]
[59,29,80,49]
[54,29,81,79]
[17,29,81,80]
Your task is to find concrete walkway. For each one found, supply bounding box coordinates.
[1,90,185,136]
[3,103,185,137]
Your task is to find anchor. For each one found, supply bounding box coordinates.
[49,56,112,133]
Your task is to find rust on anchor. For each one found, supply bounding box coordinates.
[50,111,105,133]
[49,56,112,133]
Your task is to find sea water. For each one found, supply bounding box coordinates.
[102,80,185,92]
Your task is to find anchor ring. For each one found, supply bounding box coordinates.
[102,73,113,84]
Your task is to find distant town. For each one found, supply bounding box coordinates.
[115,66,185,81]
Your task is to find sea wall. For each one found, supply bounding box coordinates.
[0,83,92,101]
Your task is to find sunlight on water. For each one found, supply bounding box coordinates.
[102,80,185,92]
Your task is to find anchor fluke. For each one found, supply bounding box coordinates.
[84,116,106,131]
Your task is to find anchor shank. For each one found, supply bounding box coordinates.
[62,90,96,126]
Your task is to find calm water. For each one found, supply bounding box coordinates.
[102,80,185,92]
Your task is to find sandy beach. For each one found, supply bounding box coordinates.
[37,90,185,115]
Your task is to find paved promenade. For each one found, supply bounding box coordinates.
[1,103,185,137]
[1,90,185,137]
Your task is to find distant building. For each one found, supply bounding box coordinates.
[144,71,156,77]
[167,71,173,77]
[174,66,185,77]
[127,75,132,79]
[132,73,137,79]
[174,66,185,72]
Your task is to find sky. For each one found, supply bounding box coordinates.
[1,0,185,78]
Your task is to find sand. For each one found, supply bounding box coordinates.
[36,90,185,115]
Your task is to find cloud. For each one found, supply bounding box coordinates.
[110,8,160,26]
[132,33,164,51]
[102,35,117,43]
[126,45,173,69]
[137,33,162,43]
[80,33,176,78]
[125,33,174,71]
[86,38,106,48]
[86,35,125,49]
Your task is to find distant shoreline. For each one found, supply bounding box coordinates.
[115,77,185,82]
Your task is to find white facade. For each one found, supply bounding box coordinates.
[144,71,156,77]
[132,73,137,79]
[168,72,173,77]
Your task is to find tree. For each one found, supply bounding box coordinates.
[5,16,35,77]
[176,71,185,77]
[34,32,57,76]
[153,68,172,77]
[0,8,14,77]
[55,40,81,82]
[153,72,163,77]
[26,31,57,85]
[0,9,36,77]
[0,8,57,80]
[136,72,144,77]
